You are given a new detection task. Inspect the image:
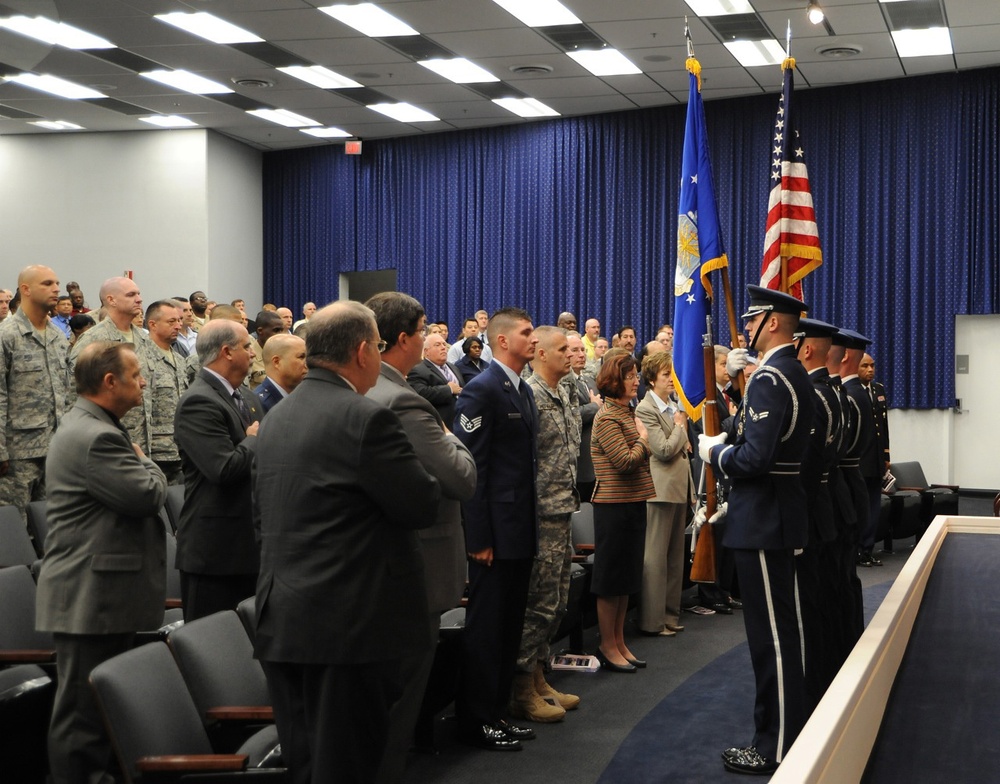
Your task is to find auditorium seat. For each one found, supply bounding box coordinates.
[0,506,39,569]
[884,489,924,549]
[25,500,48,556]
[415,608,466,750]
[571,503,595,562]
[0,662,54,782]
[164,484,185,534]
[165,533,182,611]
[891,461,959,534]
[236,596,256,642]
[89,641,283,783]
[0,565,55,666]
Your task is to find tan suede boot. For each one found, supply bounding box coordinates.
[510,671,566,722]
[533,661,580,711]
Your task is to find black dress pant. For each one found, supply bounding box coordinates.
[180,571,257,622]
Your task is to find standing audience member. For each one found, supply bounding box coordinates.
[248,310,287,391]
[68,314,95,346]
[254,301,441,784]
[565,332,601,504]
[407,332,463,428]
[635,351,692,637]
[189,291,208,330]
[71,276,156,454]
[173,320,261,622]
[0,265,70,524]
[0,288,13,320]
[455,336,490,385]
[292,301,316,331]
[453,308,539,751]
[582,319,600,361]
[276,307,294,331]
[448,318,493,364]
[173,298,198,357]
[590,352,654,672]
[51,296,74,339]
[145,300,190,484]
[475,309,490,344]
[36,342,167,784]
[254,334,307,416]
[66,284,90,316]
[365,292,476,782]
[512,326,582,723]
[617,326,638,357]
[556,312,577,331]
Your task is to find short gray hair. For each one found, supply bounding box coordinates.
[307,301,377,367]
[196,320,244,365]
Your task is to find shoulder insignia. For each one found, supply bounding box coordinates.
[748,406,769,422]
[460,413,482,433]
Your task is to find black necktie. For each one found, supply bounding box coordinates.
[233,390,252,427]
[518,382,532,426]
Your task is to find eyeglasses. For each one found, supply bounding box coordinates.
[376,339,388,353]
[623,372,638,381]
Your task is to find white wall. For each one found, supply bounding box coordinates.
[887,409,954,486]
[0,129,262,311]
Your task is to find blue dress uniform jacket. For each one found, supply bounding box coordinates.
[802,368,841,545]
[253,376,286,416]
[711,345,815,550]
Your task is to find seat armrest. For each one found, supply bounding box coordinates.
[575,544,595,554]
[205,706,274,722]
[0,649,56,664]
[930,483,959,491]
[164,598,183,609]
[136,754,248,772]
[897,486,924,493]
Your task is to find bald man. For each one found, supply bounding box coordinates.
[276,307,294,331]
[0,265,71,523]
[71,276,158,454]
[254,334,307,416]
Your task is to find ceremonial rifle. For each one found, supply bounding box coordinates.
[690,316,719,584]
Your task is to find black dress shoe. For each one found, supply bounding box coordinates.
[496,719,535,741]
[595,649,637,673]
[727,597,744,610]
[457,723,522,751]
[625,657,647,669]
[711,602,734,615]
[722,747,778,775]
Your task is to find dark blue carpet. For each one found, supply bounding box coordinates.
[598,581,893,784]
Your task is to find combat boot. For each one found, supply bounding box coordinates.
[533,661,580,711]
[510,672,566,723]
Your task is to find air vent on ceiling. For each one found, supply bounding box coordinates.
[509,64,554,75]
[702,13,773,42]
[881,0,946,31]
[233,77,274,88]
[376,35,453,61]
[536,24,605,53]
[817,44,862,58]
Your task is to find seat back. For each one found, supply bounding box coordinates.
[571,503,595,548]
[25,501,48,556]
[0,565,55,652]
[236,596,256,642]
[165,534,182,607]
[163,484,185,534]
[890,462,929,490]
[89,641,212,783]
[166,611,270,724]
[0,506,38,567]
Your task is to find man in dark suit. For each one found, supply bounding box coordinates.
[253,301,441,784]
[566,332,600,501]
[407,331,462,428]
[173,319,262,622]
[253,333,307,416]
[453,307,539,751]
[859,351,890,561]
[36,342,168,784]
[700,286,815,776]
[365,292,476,781]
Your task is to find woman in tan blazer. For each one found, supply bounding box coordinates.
[634,351,694,636]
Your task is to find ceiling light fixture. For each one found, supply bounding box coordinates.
[723,39,787,67]
[4,73,105,100]
[683,0,754,17]
[278,66,363,89]
[139,115,199,128]
[489,0,581,27]
[154,12,263,44]
[807,2,825,24]
[141,70,234,95]
[301,127,354,138]
[318,4,418,37]
[891,27,953,58]
[29,120,84,130]
[367,103,440,123]
[567,49,641,76]
[0,16,114,49]
[418,58,499,84]
[247,108,321,127]
[492,97,560,117]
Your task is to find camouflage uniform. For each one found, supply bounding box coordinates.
[148,343,190,484]
[70,320,157,454]
[0,310,71,516]
[517,371,581,671]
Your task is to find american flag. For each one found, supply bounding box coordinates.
[759,60,822,299]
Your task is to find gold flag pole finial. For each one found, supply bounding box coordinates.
[685,17,701,90]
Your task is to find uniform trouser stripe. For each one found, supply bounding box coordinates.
[793,566,806,674]
[758,550,787,762]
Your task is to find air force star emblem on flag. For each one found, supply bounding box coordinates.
[460,413,482,433]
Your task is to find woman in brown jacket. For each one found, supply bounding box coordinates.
[590,352,655,672]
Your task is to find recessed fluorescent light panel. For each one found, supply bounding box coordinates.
[493,97,560,117]
[724,39,787,67]
[0,16,115,48]
[278,66,363,89]
[490,0,581,27]
[368,102,440,122]
[301,127,353,138]
[418,58,499,83]
[139,115,199,128]
[318,4,418,37]
[567,49,641,76]
[247,108,321,127]
[30,120,84,130]
[141,70,233,95]
[154,12,263,44]
[683,0,754,16]
[5,73,105,99]
[891,28,952,57]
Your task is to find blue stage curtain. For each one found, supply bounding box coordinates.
[263,67,1000,409]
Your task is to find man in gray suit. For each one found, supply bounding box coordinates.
[254,301,442,784]
[36,341,168,784]
[366,292,476,782]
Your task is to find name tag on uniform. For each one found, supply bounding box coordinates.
[508,412,523,420]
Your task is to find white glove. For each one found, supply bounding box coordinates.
[698,432,727,463]
[708,501,728,524]
[692,505,707,534]
[726,348,749,377]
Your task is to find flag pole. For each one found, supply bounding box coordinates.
[779,20,793,293]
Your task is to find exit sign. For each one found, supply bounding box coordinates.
[345,140,362,155]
